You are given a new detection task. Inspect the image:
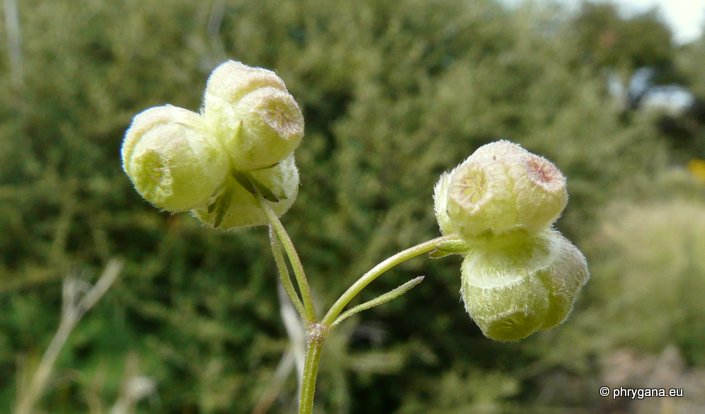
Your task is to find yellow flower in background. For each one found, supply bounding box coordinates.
[688,159,705,183]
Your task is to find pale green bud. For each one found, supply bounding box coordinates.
[437,140,567,239]
[460,232,552,342]
[445,158,516,238]
[121,105,229,212]
[433,172,455,236]
[192,155,299,229]
[537,233,590,329]
[203,60,304,171]
[460,229,589,341]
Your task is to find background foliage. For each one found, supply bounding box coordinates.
[1,0,704,412]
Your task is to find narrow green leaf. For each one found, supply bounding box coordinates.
[332,276,425,327]
[213,186,233,228]
[252,161,280,171]
[232,171,282,202]
[207,183,226,213]
[248,174,281,202]
[232,170,256,194]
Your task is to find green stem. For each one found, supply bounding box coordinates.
[298,328,325,414]
[321,235,455,326]
[257,194,316,322]
[257,187,459,413]
[268,226,307,320]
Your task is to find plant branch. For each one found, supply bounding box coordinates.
[322,235,456,326]
[298,333,324,414]
[332,275,425,327]
[269,227,307,319]
[257,194,316,322]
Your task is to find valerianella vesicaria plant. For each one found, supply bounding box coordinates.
[121,60,588,413]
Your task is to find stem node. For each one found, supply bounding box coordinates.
[306,322,328,346]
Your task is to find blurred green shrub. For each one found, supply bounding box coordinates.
[589,195,705,365]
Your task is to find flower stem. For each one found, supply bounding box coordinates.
[257,194,316,322]
[268,227,307,319]
[298,328,324,414]
[257,189,461,412]
[321,235,455,326]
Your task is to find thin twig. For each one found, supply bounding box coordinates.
[3,0,24,89]
[15,259,123,414]
[252,282,306,414]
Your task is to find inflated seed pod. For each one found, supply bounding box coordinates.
[460,231,552,341]
[537,233,590,329]
[433,172,455,236]
[436,140,567,239]
[460,229,589,341]
[192,154,299,230]
[203,60,304,171]
[506,149,568,234]
[121,105,229,212]
[445,158,517,238]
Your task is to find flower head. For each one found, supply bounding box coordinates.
[203,60,304,171]
[121,105,228,212]
[434,140,588,341]
[460,229,588,341]
[122,60,304,229]
[436,140,567,239]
